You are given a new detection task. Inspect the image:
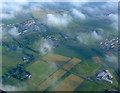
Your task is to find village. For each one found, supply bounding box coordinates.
[99,37,119,51]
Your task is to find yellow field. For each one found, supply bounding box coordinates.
[32,10,59,18]
[39,69,67,90]
[42,54,71,66]
[32,9,70,19]
[51,74,84,91]
[32,10,47,18]
[63,58,82,70]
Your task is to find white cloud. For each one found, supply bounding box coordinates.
[1,2,29,19]
[108,14,118,30]
[82,2,117,18]
[70,2,87,8]
[77,30,102,45]
[8,27,20,37]
[1,27,9,41]
[1,11,15,19]
[91,30,101,40]
[1,83,27,91]
[0,26,2,41]
[46,14,72,27]
[39,39,53,55]
[105,55,118,69]
[2,85,21,91]
[71,8,86,20]
[101,2,118,12]
[105,55,118,63]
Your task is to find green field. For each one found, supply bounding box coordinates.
[2,54,25,75]
[26,60,58,86]
[54,43,95,60]
[2,46,26,74]
[75,80,105,91]
[71,59,101,76]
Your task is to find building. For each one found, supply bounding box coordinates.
[97,70,113,84]
[23,57,29,62]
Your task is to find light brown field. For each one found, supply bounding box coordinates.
[63,58,82,70]
[42,54,71,66]
[26,60,40,71]
[51,74,84,91]
[39,69,66,90]
[32,9,70,19]
[92,57,102,63]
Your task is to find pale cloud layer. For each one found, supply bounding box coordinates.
[46,14,72,27]
[77,31,102,45]
[1,0,119,2]
[108,14,118,30]
[0,26,2,41]
[39,39,53,55]
[71,8,86,20]
[105,54,118,70]
[8,27,20,37]
[1,2,29,19]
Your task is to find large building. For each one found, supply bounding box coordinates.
[97,70,113,84]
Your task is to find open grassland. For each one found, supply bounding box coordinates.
[51,74,84,91]
[26,60,58,86]
[75,80,105,91]
[2,51,25,68]
[63,58,82,70]
[54,41,102,61]
[2,46,26,67]
[2,55,23,73]
[42,54,71,66]
[54,45,85,60]
[39,69,67,90]
[72,59,101,76]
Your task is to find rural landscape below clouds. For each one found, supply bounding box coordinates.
[0,1,119,92]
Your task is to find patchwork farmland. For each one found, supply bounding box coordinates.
[51,74,84,91]
[42,54,71,66]
[63,58,81,70]
[26,60,58,86]
[23,53,105,91]
[39,69,67,90]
